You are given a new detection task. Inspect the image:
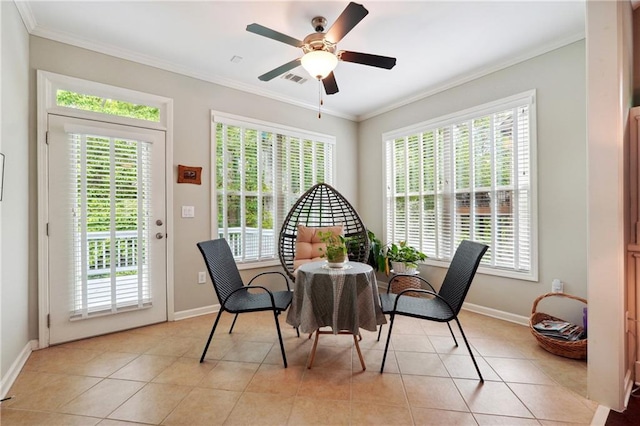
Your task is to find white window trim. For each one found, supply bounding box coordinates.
[382,90,538,281]
[37,70,175,349]
[211,110,336,269]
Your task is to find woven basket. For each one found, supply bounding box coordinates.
[529,292,587,360]
[390,275,422,297]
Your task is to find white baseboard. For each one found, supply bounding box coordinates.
[173,304,220,321]
[1,340,37,399]
[462,302,530,326]
[591,405,610,426]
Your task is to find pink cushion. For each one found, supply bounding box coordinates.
[294,224,344,262]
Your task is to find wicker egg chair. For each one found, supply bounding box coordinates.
[278,183,370,281]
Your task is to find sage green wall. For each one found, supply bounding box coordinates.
[1,0,31,380]
[358,41,587,321]
[29,36,358,320]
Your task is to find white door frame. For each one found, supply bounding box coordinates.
[36,70,175,349]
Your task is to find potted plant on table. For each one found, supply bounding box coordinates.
[318,230,349,268]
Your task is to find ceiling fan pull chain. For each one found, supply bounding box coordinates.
[318,79,323,119]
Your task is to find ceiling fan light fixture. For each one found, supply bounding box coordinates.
[301,50,338,80]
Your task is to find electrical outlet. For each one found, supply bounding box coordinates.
[198,271,206,284]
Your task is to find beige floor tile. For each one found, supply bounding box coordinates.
[0,408,101,425]
[391,334,436,352]
[107,382,191,424]
[428,335,480,356]
[306,344,353,370]
[440,353,500,381]
[161,387,241,425]
[402,375,469,412]
[507,383,595,423]
[245,364,304,396]
[101,332,163,354]
[197,360,259,391]
[454,379,533,418]
[145,336,202,357]
[23,347,102,374]
[97,419,150,425]
[59,378,144,418]
[8,375,101,411]
[385,318,427,336]
[152,357,216,386]
[350,400,413,425]
[199,335,236,361]
[287,397,351,425]
[109,354,176,382]
[357,348,400,373]
[221,340,273,363]
[351,371,407,406]
[411,407,478,425]
[65,352,139,378]
[470,338,528,359]
[485,357,557,385]
[356,329,389,350]
[297,368,352,401]
[395,352,449,376]
[3,371,66,405]
[474,413,542,425]
[263,338,313,367]
[223,392,294,425]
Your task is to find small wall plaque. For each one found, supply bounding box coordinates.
[177,165,202,185]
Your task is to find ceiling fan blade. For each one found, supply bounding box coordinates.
[325,2,369,44]
[339,51,397,70]
[323,72,339,95]
[246,23,304,48]
[258,58,301,81]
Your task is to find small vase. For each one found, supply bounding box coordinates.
[391,261,416,274]
[327,253,347,268]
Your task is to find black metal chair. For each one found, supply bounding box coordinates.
[278,183,369,281]
[197,238,294,367]
[378,240,488,381]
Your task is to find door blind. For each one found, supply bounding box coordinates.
[68,132,153,318]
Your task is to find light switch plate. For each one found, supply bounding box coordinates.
[182,206,195,218]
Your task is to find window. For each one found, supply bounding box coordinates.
[384,91,536,280]
[56,89,160,122]
[212,112,335,265]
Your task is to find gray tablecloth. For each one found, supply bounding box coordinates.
[286,261,387,335]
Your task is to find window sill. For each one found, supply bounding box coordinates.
[423,258,537,282]
[236,259,282,271]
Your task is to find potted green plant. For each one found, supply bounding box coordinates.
[386,241,427,274]
[318,230,349,267]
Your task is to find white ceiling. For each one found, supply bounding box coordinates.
[18,1,586,120]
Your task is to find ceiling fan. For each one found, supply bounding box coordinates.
[246,2,396,95]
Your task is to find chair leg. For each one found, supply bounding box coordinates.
[229,313,239,334]
[200,309,223,363]
[454,317,483,382]
[295,326,300,338]
[380,314,395,373]
[353,334,366,371]
[273,311,288,368]
[447,322,459,346]
[377,324,384,341]
[307,330,320,369]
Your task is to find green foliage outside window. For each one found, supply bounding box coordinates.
[57,90,160,122]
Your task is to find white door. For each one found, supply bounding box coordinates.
[47,114,167,344]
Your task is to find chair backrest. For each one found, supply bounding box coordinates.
[197,239,244,304]
[438,240,488,314]
[278,183,369,281]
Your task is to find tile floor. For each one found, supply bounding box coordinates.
[0,310,595,425]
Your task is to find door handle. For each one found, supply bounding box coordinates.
[156,233,164,240]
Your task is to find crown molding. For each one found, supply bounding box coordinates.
[357,31,586,121]
[14,0,37,33]
[27,25,356,121]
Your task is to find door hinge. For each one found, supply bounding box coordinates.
[47,314,50,328]
[46,223,49,236]
[45,131,49,145]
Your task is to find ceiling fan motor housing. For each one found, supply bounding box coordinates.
[311,16,327,32]
[302,32,336,54]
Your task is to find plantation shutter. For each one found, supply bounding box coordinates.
[69,131,152,318]
[384,92,535,279]
[213,113,334,263]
